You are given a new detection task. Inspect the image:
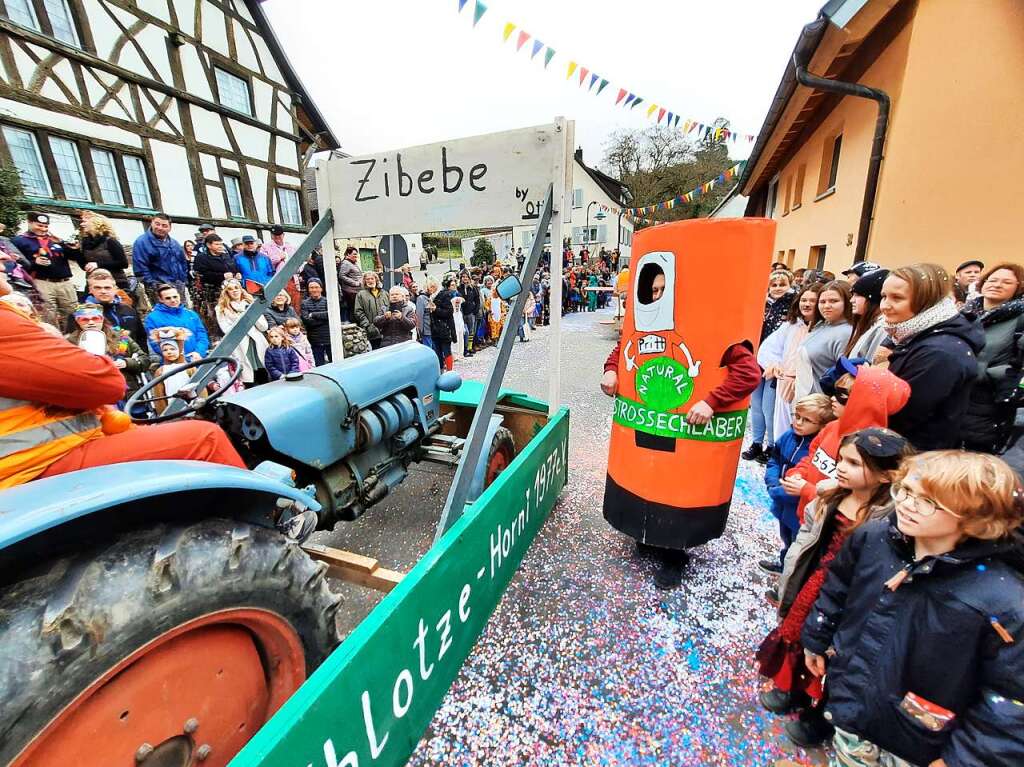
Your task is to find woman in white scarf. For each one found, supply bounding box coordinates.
[215,279,269,386]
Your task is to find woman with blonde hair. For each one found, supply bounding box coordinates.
[215,278,269,387]
[880,263,985,449]
[79,213,129,289]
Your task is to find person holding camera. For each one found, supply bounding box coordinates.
[374,285,416,347]
[12,212,84,322]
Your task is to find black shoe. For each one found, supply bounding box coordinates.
[653,550,690,590]
[765,587,780,608]
[754,450,771,465]
[634,540,660,559]
[759,688,793,714]
[741,443,764,461]
[758,559,784,575]
[784,716,833,748]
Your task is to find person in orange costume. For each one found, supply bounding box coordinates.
[0,270,246,490]
[780,361,910,525]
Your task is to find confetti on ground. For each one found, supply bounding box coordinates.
[408,309,827,767]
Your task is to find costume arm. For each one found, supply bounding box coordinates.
[704,343,762,411]
[604,340,620,374]
[0,308,126,408]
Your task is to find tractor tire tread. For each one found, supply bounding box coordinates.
[0,518,341,764]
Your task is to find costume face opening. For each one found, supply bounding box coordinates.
[633,251,675,332]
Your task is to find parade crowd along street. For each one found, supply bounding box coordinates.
[0,209,623,398]
[599,242,1024,767]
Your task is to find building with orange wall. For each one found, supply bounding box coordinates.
[739,0,1024,276]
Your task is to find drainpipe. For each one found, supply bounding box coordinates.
[792,51,890,263]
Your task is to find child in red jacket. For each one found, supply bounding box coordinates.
[781,362,910,524]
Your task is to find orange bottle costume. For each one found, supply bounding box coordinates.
[603,219,774,549]
[0,301,245,489]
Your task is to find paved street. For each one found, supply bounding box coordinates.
[393,306,826,767]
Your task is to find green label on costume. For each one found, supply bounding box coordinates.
[635,356,694,410]
[613,395,748,443]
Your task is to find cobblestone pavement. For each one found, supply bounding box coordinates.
[402,307,827,767]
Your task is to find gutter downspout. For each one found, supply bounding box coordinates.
[792,49,890,263]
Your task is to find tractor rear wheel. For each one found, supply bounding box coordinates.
[484,426,516,487]
[0,518,341,767]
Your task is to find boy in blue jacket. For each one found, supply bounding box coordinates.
[760,393,834,574]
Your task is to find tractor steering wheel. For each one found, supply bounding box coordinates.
[126,356,241,424]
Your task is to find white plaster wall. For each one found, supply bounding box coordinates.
[231,0,256,25]
[171,0,195,37]
[230,121,270,162]
[275,171,301,185]
[232,19,261,73]
[190,104,230,148]
[178,46,213,101]
[132,25,175,84]
[149,139,198,216]
[250,36,283,83]
[252,78,273,125]
[247,165,269,221]
[200,4,229,57]
[199,153,219,180]
[207,183,226,218]
[0,98,142,146]
[136,0,172,23]
[274,140,299,171]
[221,158,238,171]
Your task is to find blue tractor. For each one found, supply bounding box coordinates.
[0,341,518,766]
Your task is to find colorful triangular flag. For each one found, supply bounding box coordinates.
[623,93,635,107]
[472,0,487,26]
[578,67,589,86]
[658,107,666,123]
[597,79,610,95]
[459,0,469,11]
[544,47,555,68]
[631,97,643,109]
[531,39,544,58]
[615,88,627,105]
[516,30,530,51]
[567,61,578,79]
[502,22,515,41]
[646,103,657,118]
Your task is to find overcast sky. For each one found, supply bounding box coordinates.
[263,0,823,170]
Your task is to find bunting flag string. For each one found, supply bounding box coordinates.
[619,162,746,217]
[457,1,757,142]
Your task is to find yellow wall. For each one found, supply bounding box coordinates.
[770,19,912,273]
[870,0,1024,272]
[769,0,1024,276]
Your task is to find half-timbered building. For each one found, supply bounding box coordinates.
[0,0,339,246]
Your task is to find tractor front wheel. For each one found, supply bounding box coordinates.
[0,518,341,767]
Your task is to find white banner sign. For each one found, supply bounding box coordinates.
[317,124,560,239]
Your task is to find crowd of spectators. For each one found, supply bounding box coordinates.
[740,258,1024,765]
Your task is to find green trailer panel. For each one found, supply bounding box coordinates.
[230,407,570,767]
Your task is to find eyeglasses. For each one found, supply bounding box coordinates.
[833,388,851,404]
[890,483,961,518]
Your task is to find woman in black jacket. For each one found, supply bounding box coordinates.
[300,279,331,366]
[802,450,1024,767]
[879,263,985,450]
[960,263,1024,454]
[79,214,129,288]
[428,276,457,371]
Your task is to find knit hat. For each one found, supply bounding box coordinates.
[850,267,889,305]
[841,261,881,277]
